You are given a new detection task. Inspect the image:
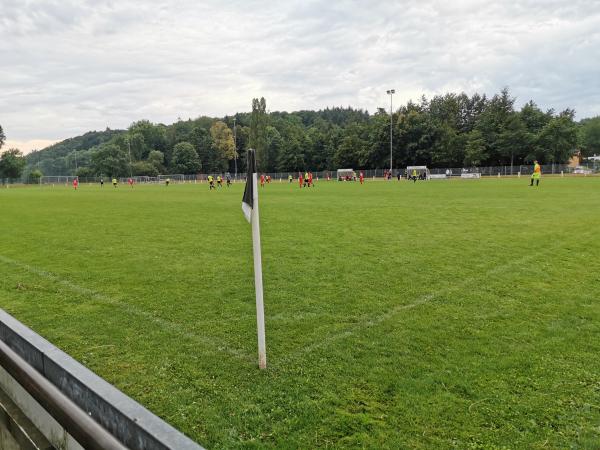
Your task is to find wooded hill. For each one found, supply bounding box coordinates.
[23,88,600,177]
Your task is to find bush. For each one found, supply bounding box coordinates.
[28,169,43,184]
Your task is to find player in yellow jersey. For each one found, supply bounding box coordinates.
[530,160,541,187]
[208,175,215,190]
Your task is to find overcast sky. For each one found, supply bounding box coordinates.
[1,0,599,153]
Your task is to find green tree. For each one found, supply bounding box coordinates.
[75,167,95,178]
[579,117,600,156]
[166,119,194,149]
[396,110,437,166]
[249,97,268,171]
[210,121,235,170]
[190,126,215,172]
[147,150,165,173]
[431,125,466,167]
[305,125,328,170]
[474,88,515,165]
[0,125,5,150]
[132,161,159,176]
[496,113,532,169]
[172,142,201,174]
[520,101,553,134]
[128,120,167,160]
[28,168,43,184]
[464,130,488,167]
[538,110,579,164]
[274,118,308,172]
[0,149,26,181]
[127,133,146,160]
[91,144,129,177]
[334,123,368,168]
[367,112,397,169]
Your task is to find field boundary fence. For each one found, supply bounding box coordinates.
[232,164,598,182]
[7,163,599,186]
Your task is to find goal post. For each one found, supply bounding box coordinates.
[406,166,430,180]
[158,174,185,184]
[40,176,78,185]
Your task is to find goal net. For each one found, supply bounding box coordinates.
[158,174,185,183]
[127,176,158,184]
[406,166,430,180]
[460,169,481,179]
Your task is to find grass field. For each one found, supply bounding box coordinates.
[1,177,599,449]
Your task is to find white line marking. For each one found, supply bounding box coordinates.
[281,238,577,363]
[0,254,253,364]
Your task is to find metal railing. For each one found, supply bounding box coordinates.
[0,340,127,450]
[0,309,204,450]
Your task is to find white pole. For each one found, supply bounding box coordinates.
[233,118,238,179]
[389,92,393,175]
[251,172,267,369]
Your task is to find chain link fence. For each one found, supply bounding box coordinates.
[5,163,598,185]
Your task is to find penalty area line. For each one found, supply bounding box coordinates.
[281,236,582,365]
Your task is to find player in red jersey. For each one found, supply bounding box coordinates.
[359,171,364,184]
[72,178,78,190]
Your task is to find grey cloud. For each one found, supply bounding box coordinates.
[0,0,599,148]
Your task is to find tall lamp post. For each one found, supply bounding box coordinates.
[386,89,395,177]
[233,117,238,179]
[127,137,133,178]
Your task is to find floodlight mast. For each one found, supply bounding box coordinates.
[233,117,238,179]
[386,89,395,176]
[127,137,133,178]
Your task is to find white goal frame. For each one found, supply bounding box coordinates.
[406,166,430,180]
[158,174,185,183]
[40,176,78,185]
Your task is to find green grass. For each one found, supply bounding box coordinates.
[1,177,600,449]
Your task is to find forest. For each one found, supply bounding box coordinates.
[9,88,600,178]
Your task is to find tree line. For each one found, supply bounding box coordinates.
[2,88,600,181]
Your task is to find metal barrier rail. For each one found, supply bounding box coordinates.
[0,339,127,450]
[0,309,204,450]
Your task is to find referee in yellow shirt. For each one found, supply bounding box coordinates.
[530,160,541,187]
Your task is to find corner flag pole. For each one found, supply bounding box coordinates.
[252,170,267,369]
[242,149,267,369]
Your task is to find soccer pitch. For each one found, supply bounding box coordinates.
[1,178,599,448]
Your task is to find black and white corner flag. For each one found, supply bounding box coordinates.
[242,149,256,223]
[241,148,267,369]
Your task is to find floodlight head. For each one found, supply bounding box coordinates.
[391,89,395,94]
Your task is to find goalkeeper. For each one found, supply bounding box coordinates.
[529,160,541,187]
